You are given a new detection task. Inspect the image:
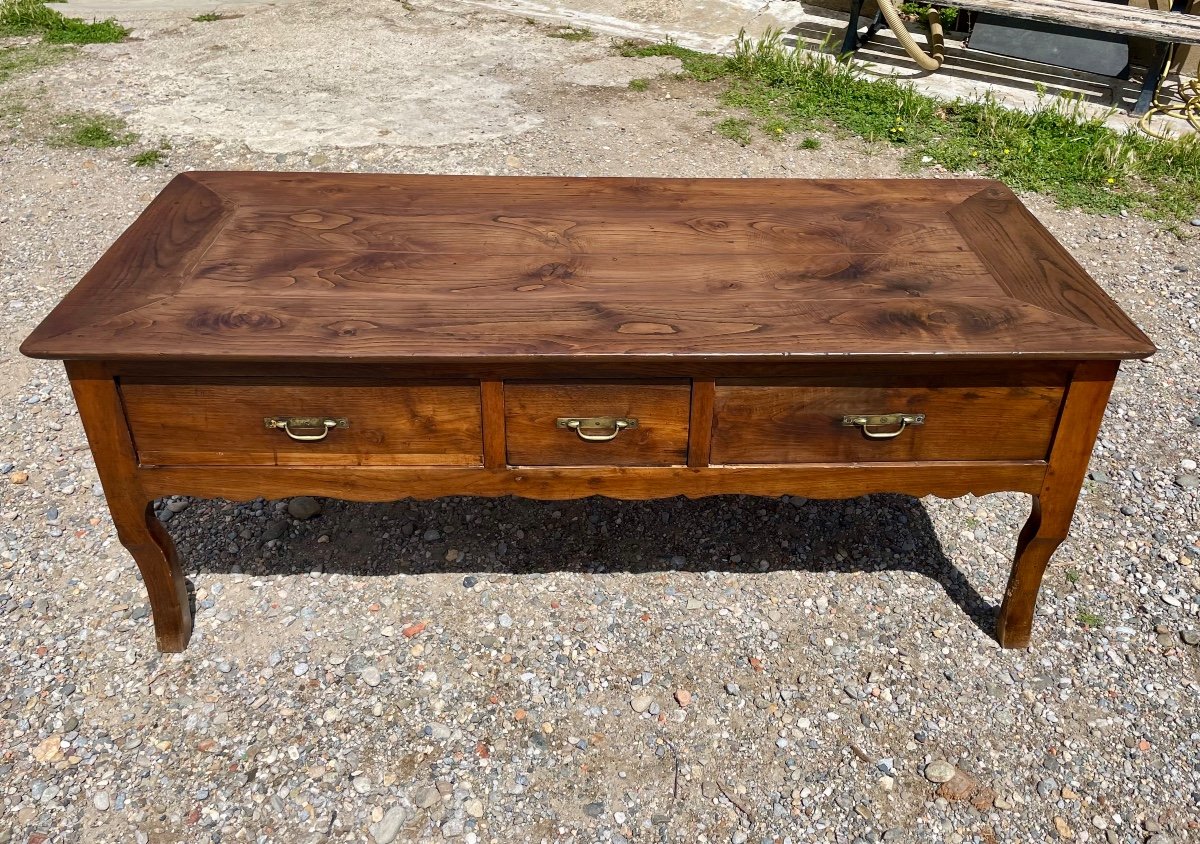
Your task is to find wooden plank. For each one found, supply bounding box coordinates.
[947,0,1200,43]
[480,379,507,469]
[136,461,1048,502]
[688,379,716,468]
[35,295,1137,362]
[218,206,973,256]
[187,250,1004,301]
[949,186,1155,359]
[186,172,1000,209]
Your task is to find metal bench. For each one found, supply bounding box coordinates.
[841,0,1200,115]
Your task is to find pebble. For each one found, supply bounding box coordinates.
[92,791,110,811]
[361,667,382,687]
[725,682,740,695]
[369,806,408,844]
[413,785,441,809]
[464,799,484,818]
[924,760,957,783]
[630,695,653,714]
[286,496,322,520]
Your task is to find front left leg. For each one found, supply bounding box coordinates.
[66,361,193,652]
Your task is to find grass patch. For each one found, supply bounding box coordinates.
[0,0,127,44]
[546,25,594,41]
[52,112,136,148]
[191,12,225,22]
[1076,608,1104,628]
[900,2,959,25]
[716,117,752,146]
[130,148,164,166]
[618,29,1200,220]
[1065,567,1081,585]
[800,136,821,150]
[617,38,727,82]
[628,78,649,91]
[0,42,70,83]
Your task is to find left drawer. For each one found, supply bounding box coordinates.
[120,380,483,467]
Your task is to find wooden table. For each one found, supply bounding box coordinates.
[21,173,1154,652]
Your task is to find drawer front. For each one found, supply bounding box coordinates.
[505,381,690,466]
[121,380,482,466]
[711,381,1064,464]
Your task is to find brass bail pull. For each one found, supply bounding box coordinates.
[556,416,638,442]
[264,416,348,442]
[842,413,925,439]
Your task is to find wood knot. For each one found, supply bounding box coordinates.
[617,322,678,335]
[323,320,379,337]
[187,309,284,331]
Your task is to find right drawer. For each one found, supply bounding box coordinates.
[711,380,1065,464]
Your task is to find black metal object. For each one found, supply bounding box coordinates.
[968,11,1130,77]
[837,0,1194,118]
[840,0,886,55]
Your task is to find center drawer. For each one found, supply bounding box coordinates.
[121,379,483,466]
[504,381,691,466]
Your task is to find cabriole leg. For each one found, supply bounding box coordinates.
[994,361,1118,649]
[66,361,193,652]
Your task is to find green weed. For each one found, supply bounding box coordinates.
[1076,608,1104,627]
[624,29,1200,220]
[547,25,594,41]
[130,148,164,166]
[800,136,821,150]
[52,112,136,148]
[616,37,728,82]
[716,117,752,146]
[191,12,225,22]
[628,78,649,91]
[0,0,127,43]
[899,2,959,24]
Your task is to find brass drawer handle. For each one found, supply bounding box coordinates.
[842,413,925,439]
[556,416,638,442]
[264,416,348,442]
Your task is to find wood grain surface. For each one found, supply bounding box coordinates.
[136,461,1048,503]
[942,0,1200,43]
[21,174,1155,364]
[711,382,1064,463]
[121,380,482,466]
[504,381,691,466]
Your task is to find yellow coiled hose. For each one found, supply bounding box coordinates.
[875,1,946,71]
[1137,45,1200,138]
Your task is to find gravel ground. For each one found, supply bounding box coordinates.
[2,1,1200,842]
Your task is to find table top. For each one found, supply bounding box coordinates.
[21,172,1154,365]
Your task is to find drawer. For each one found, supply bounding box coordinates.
[504,381,690,466]
[711,380,1064,464]
[121,380,482,466]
